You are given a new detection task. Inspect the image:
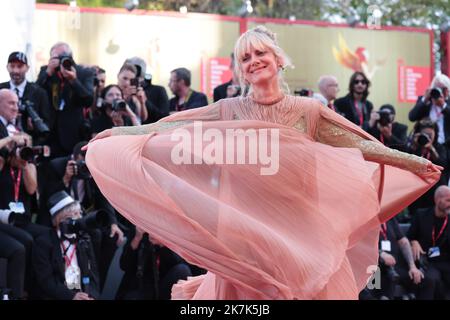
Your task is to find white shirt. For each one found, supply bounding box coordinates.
[9,80,27,99]
[57,230,80,276]
[0,115,16,136]
[429,103,446,144]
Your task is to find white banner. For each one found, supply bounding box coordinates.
[0,0,35,81]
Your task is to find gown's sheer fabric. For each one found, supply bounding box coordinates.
[86,96,440,299]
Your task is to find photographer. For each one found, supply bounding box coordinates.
[32,191,101,300]
[368,104,408,149]
[36,42,95,158]
[116,225,191,300]
[406,118,447,217]
[89,85,140,138]
[407,186,450,299]
[0,52,51,145]
[409,76,450,145]
[43,141,124,288]
[124,57,169,124]
[117,63,147,123]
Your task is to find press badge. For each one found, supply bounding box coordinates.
[381,240,391,252]
[428,246,441,258]
[9,202,25,214]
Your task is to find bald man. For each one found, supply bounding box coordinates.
[407,185,450,299]
[0,89,19,138]
[313,75,339,111]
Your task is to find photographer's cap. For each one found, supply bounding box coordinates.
[8,52,28,65]
[48,191,75,217]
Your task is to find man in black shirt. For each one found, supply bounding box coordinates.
[168,68,208,112]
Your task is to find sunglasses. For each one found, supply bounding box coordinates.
[353,79,368,85]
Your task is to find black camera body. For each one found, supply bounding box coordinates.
[58,55,75,71]
[417,132,431,146]
[103,99,127,112]
[71,160,91,180]
[430,87,443,100]
[59,210,109,236]
[12,145,50,162]
[377,110,393,127]
[294,89,313,97]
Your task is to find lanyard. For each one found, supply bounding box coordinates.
[177,90,193,111]
[380,223,388,240]
[10,168,22,203]
[61,242,77,267]
[432,215,448,247]
[353,100,364,127]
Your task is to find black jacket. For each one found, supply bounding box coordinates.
[116,233,187,300]
[32,228,100,300]
[36,65,95,156]
[142,82,170,123]
[0,81,51,144]
[334,93,374,131]
[169,90,208,112]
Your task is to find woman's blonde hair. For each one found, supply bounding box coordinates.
[233,25,293,96]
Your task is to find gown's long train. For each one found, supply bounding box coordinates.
[86,96,440,299]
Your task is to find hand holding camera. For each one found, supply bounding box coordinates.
[46,57,60,76]
[60,65,77,82]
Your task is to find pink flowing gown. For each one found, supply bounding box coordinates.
[86,96,440,299]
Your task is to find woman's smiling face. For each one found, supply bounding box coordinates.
[240,46,279,86]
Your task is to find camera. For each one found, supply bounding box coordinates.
[59,209,110,236]
[430,87,443,100]
[59,55,74,71]
[417,132,431,146]
[71,160,91,180]
[102,99,127,112]
[22,100,50,136]
[13,145,50,162]
[130,78,140,87]
[0,209,28,226]
[377,109,393,127]
[294,89,313,97]
[112,99,127,112]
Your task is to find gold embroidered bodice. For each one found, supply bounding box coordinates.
[110,95,430,174]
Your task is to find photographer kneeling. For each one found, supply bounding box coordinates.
[43,141,124,290]
[368,104,408,150]
[32,191,103,300]
[90,84,140,138]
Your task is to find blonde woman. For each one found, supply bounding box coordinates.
[85,26,441,299]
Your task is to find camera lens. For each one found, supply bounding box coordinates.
[18,147,34,162]
[417,133,430,146]
[60,57,73,70]
[112,99,127,111]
